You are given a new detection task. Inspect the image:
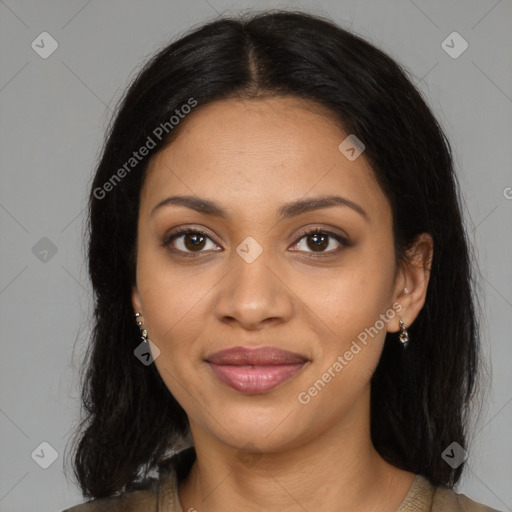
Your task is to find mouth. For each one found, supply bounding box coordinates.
[205,346,309,394]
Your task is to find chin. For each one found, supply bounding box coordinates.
[201,400,309,450]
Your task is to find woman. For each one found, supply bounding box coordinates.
[63,10,500,512]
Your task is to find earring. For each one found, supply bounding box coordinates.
[399,317,409,348]
[134,312,148,343]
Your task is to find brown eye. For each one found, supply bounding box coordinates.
[291,228,348,255]
[305,232,329,252]
[163,228,220,255]
[183,232,207,251]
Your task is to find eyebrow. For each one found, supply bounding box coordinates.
[150,194,369,223]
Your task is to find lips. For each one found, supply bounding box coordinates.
[207,346,308,366]
[205,346,308,394]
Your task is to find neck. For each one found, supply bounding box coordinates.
[177,390,415,512]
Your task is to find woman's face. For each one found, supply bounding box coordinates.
[132,97,408,453]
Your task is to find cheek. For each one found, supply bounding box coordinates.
[135,251,213,388]
[141,276,211,413]
[136,241,212,342]
[290,251,395,345]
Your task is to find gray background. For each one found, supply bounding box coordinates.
[0,0,511,511]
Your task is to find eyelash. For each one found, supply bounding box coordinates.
[162,227,351,259]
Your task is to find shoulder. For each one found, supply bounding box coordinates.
[62,446,194,512]
[61,486,159,512]
[61,488,156,512]
[432,485,503,512]
[62,473,182,512]
[398,475,502,512]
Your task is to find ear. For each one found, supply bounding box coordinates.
[131,284,143,316]
[387,233,434,333]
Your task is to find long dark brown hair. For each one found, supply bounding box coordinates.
[65,9,482,506]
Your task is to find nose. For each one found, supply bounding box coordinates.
[213,248,294,330]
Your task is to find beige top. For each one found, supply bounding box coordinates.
[63,472,501,512]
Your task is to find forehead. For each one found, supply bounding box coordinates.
[140,97,390,225]
[152,96,346,168]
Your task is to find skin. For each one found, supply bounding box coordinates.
[131,96,433,512]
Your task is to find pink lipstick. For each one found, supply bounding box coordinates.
[206,346,308,394]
